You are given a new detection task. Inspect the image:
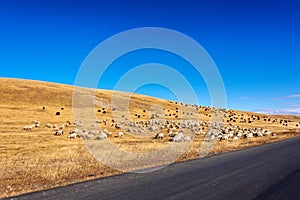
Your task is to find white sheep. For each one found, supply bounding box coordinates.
[222,135,229,140]
[23,125,34,131]
[77,131,87,139]
[96,131,107,140]
[168,130,176,137]
[72,128,79,133]
[32,120,40,124]
[106,132,112,137]
[172,132,184,142]
[55,130,64,136]
[263,130,272,136]
[118,132,124,137]
[195,128,203,135]
[103,129,108,133]
[232,136,239,141]
[237,131,243,137]
[217,134,223,140]
[84,133,94,140]
[256,132,263,137]
[68,132,77,139]
[155,133,164,139]
[59,124,65,130]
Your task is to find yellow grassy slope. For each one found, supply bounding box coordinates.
[0,78,300,198]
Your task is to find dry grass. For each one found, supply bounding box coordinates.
[0,78,300,198]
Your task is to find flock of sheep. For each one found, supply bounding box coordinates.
[22,120,40,130]
[23,119,124,140]
[22,116,276,143]
[22,102,299,143]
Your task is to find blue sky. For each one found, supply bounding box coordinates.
[0,0,299,113]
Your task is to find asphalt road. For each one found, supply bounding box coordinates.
[7,137,300,200]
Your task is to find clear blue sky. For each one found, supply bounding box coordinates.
[0,0,299,114]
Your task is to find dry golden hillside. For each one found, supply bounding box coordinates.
[0,78,300,198]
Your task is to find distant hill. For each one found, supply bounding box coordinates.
[254,109,300,116]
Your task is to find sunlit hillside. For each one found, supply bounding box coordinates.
[1,78,299,198]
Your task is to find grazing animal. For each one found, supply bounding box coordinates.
[55,130,64,136]
[23,125,34,131]
[68,132,77,139]
[222,135,229,140]
[232,136,238,141]
[117,132,124,137]
[155,133,164,139]
[59,124,65,130]
[96,131,107,140]
[32,120,40,124]
[172,132,184,142]
[106,132,112,137]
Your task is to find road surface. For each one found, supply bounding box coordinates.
[7,136,300,200]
